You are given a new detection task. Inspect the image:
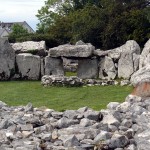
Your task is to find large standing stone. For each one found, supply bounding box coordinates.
[109,40,141,59]
[118,53,134,79]
[117,40,141,79]
[139,39,150,68]
[16,53,41,80]
[0,38,15,80]
[99,56,117,80]
[49,44,94,57]
[45,56,64,76]
[77,57,98,79]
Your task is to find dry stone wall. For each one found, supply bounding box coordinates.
[1,38,150,82]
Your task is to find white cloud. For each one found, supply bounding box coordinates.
[0,0,45,30]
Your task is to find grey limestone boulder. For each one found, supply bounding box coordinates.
[94,131,112,144]
[11,41,46,56]
[49,44,94,58]
[99,56,117,80]
[94,40,140,79]
[80,118,94,127]
[102,113,120,127]
[108,134,128,149]
[130,65,150,86]
[109,40,141,59]
[118,53,134,79]
[57,117,79,128]
[63,110,78,119]
[139,39,150,68]
[0,38,15,80]
[117,40,140,79]
[45,56,64,76]
[16,53,41,80]
[63,135,80,147]
[107,102,120,110]
[77,57,98,79]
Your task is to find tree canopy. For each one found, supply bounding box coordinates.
[36,0,150,49]
[11,24,28,35]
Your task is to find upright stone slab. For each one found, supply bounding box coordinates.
[139,39,150,68]
[99,56,117,80]
[45,56,64,76]
[118,53,134,79]
[77,58,98,79]
[117,40,141,79]
[0,38,15,80]
[16,53,41,80]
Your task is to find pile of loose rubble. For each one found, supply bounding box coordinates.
[41,75,84,87]
[41,75,125,87]
[0,94,148,150]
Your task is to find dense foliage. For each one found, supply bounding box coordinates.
[36,0,150,49]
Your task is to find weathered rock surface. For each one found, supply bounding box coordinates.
[77,57,98,79]
[45,56,64,76]
[99,56,117,80]
[49,44,95,58]
[130,65,150,86]
[117,40,141,79]
[94,40,140,80]
[0,38,15,80]
[11,41,46,56]
[0,94,150,149]
[16,53,41,80]
[93,49,111,57]
[139,39,150,68]
[118,53,134,79]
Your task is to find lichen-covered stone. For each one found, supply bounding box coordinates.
[0,38,15,80]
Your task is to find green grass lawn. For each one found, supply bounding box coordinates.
[0,81,133,111]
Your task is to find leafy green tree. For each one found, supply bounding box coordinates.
[10,24,28,36]
[36,0,150,49]
[8,24,29,43]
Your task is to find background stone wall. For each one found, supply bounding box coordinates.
[0,38,150,81]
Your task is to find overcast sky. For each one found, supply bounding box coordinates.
[0,0,45,31]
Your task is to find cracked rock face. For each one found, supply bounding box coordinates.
[16,53,41,80]
[0,38,15,80]
[139,39,150,68]
[0,94,149,150]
